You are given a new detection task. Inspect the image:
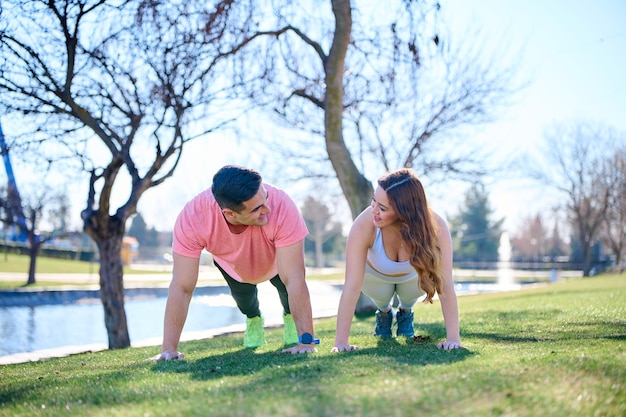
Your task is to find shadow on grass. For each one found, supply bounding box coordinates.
[150,321,473,382]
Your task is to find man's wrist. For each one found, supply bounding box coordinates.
[298,332,320,345]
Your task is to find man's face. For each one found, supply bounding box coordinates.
[224,186,271,227]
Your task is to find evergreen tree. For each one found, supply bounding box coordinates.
[127,213,148,246]
[451,183,504,262]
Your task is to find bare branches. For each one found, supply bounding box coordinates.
[236,0,523,217]
[0,0,265,348]
[1,0,257,224]
[533,122,626,275]
[600,143,626,269]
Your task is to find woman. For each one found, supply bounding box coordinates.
[332,168,463,351]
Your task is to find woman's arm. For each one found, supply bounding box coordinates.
[332,208,374,352]
[433,212,464,350]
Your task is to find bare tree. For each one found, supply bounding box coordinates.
[511,214,547,261]
[2,123,71,282]
[0,181,70,283]
[547,206,568,261]
[0,0,256,348]
[0,184,17,261]
[600,145,626,271]
[224,0,520,314]
[533,123,624,276]
[301,196,343,268]
[20,187,71,285]
[241,0,521,218]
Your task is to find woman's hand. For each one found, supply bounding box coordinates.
[149,350,185,361]
[436,340,464,350]
[331,343,358,352]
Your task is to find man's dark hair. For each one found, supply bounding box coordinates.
[212,165,262,212]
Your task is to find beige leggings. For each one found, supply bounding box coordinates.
[361,264,424,310]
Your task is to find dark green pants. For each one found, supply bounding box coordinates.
[214,261,291,318]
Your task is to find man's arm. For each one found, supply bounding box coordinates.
[151,253,200,360]
[276,240,317,354]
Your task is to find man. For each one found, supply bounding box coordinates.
[152,165,318,360]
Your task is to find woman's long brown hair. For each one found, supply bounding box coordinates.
[378,168,443,303]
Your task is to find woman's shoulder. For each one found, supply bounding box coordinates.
[429,208,451,239]
[350,207,376,241]
[429,208,447,225]
[353,206,374,226]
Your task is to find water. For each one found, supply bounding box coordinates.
[497,232,514,286]
[455,281,523,295]
[0,281,342,361]
[0,280,534,363]
[0,294,243,357]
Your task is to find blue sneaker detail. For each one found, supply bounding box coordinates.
[396,308,415,337]
[374,309,393,338]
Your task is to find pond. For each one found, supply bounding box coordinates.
[0,281,343,361]
[0,280,534,363]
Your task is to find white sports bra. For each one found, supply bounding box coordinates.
[366,228,415,277]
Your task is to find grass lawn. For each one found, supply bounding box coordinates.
[0,273,624,416]
[0,253,171,275]
[0,253,101,274]
[0,253,172,289]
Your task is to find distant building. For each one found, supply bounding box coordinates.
[121,236,139,265]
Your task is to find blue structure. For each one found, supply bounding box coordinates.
[0,122,28,242]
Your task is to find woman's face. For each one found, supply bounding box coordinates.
[370,186,400,228]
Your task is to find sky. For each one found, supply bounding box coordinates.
[435,0,626,232]
[424,0,626,233]
[3,0,626,237]
[137,0,626,235]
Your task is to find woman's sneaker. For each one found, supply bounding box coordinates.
[374,309,393,338]
[396,308,415,337]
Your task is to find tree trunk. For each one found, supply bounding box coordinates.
[326,0,376,313]
[581,239,593,277]
[98,236,131,349]
[315,233,324,268]
[26,238,40,285]
[325,0,373,219]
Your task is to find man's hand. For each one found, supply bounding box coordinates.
[149,350,185,361]
[281,344,318,354]
[331,343,358,352]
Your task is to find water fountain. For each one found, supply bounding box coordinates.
[497,231,514,286]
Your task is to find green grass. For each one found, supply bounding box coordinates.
[1,274,624,416]
[0,253,170,274]
[0,253,172,288]
[0,252,101,274]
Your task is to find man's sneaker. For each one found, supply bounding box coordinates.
[283,313,298,345]
[396,308,415,337]
[244,316,266,348]
[374,309,393,338]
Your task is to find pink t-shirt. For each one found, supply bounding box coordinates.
[172,183,308,283]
